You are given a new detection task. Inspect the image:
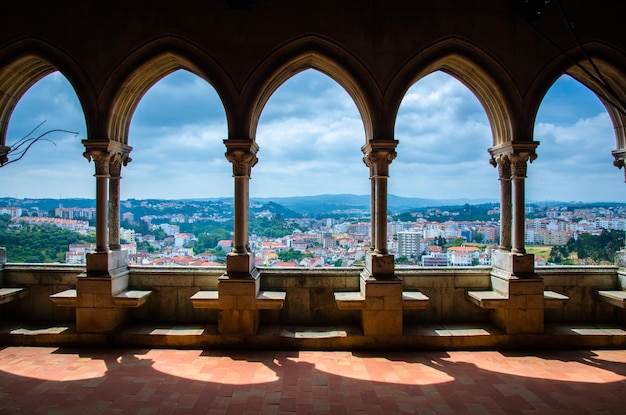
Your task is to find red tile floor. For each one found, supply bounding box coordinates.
[0,347,625,414]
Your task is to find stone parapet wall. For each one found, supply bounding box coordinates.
[0,264,622,326]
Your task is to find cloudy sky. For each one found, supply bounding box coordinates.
[0,68,623,203]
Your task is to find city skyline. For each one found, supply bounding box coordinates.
[0,69,623,203]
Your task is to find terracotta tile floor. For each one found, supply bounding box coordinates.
[0,347,625,414]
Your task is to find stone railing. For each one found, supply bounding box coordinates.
[0,263,621,326]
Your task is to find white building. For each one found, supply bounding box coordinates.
[397,231,421,258]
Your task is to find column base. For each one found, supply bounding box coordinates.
[491,249,535,277]
[365,251,395,279]
[225,251,257,278]
[76,250,131,333]
[359,271,403,336]
[490,251,544,334]
[217,271,261,335]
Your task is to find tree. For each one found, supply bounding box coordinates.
[473,232,484,243]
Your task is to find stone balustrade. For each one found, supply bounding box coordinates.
[0,263,624,348]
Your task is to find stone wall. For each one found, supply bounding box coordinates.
[1,264,622,326]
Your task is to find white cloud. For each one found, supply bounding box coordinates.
[2,68,624,203]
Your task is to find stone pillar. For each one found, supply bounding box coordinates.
[510,153,534,254]
[108,149,131,251]
[83,146,111,253]
[224,139,258,276]
[361,140,397,277]
[487,142,543,335]
[77,140,132,333]
[369,168,376,251]
[220,139,261,335]
[490,154,512,251]
[359,140,403,336]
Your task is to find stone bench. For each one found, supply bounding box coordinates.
[467,290,569,309]
[334,291,429,310]
[597,290,626,308]
[50,289,152,308]
[190,290,286,310]
[0,287,27,305]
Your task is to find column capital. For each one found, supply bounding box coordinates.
[488,141,538,180]
[488,141,539,161]
[224,139,259,177]
[82,140,132,177]
[612,148,626,181]
[361,140,398,177]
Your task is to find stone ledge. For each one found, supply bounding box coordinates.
[190,290,286,310]
[334,291,430,310]
[334,292,365,310]
[543,290,569,309]
[0,288,27,305]
[597,290,626,308]
[402,291,430,309]
[256,291,286,310]
[112,290,152,308]
[50,289,78,307]
[50,289,152,308]
[467,290,569,309]
[467,291,508,309]
[190,290,220,309]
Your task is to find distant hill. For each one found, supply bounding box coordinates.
[249,194,499,214]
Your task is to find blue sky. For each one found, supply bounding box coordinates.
[0,69,622,203]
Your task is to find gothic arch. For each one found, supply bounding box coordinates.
[242,35,380,142]
[0,38,92,146]
[528,43,626,151]
[386,38,518,147]
[103,36,236,145]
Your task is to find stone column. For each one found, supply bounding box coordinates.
[219,139,261,335]
[368,167,376,251]
[490,154,512,251]
[108,149,132,251]
[362,140,397,273]
[359,140,403,336]
[78,140,132,333]
[83,146,111,253]
[224,139,258,276]
[510,152,535,254]
[486,142,543,335]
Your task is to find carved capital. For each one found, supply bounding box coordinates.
[83,149,112,177]
[226,150,258,177]
[612,148,626,182]
[490,154,512,181]
[109,151,132,179]
[362,140,398,178]
[224,139,259,178]
[489,141,538,181]
[82,139,133,178]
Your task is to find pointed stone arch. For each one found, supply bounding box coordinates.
[527,42,626,180]
[529,43,626,151]
[242,34,380,142]
[387,38,517,146]
[103,36,235,145]
[0,39,91,146]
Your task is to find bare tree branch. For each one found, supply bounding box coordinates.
[0,121,79,167]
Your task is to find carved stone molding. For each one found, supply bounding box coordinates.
[82,140,133,178]
[83,149,112,177]
[488,141,539,180]
[612,148,626,181]
[362,140,398,178]
[224,139,259,178]
[109,151,132,179]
